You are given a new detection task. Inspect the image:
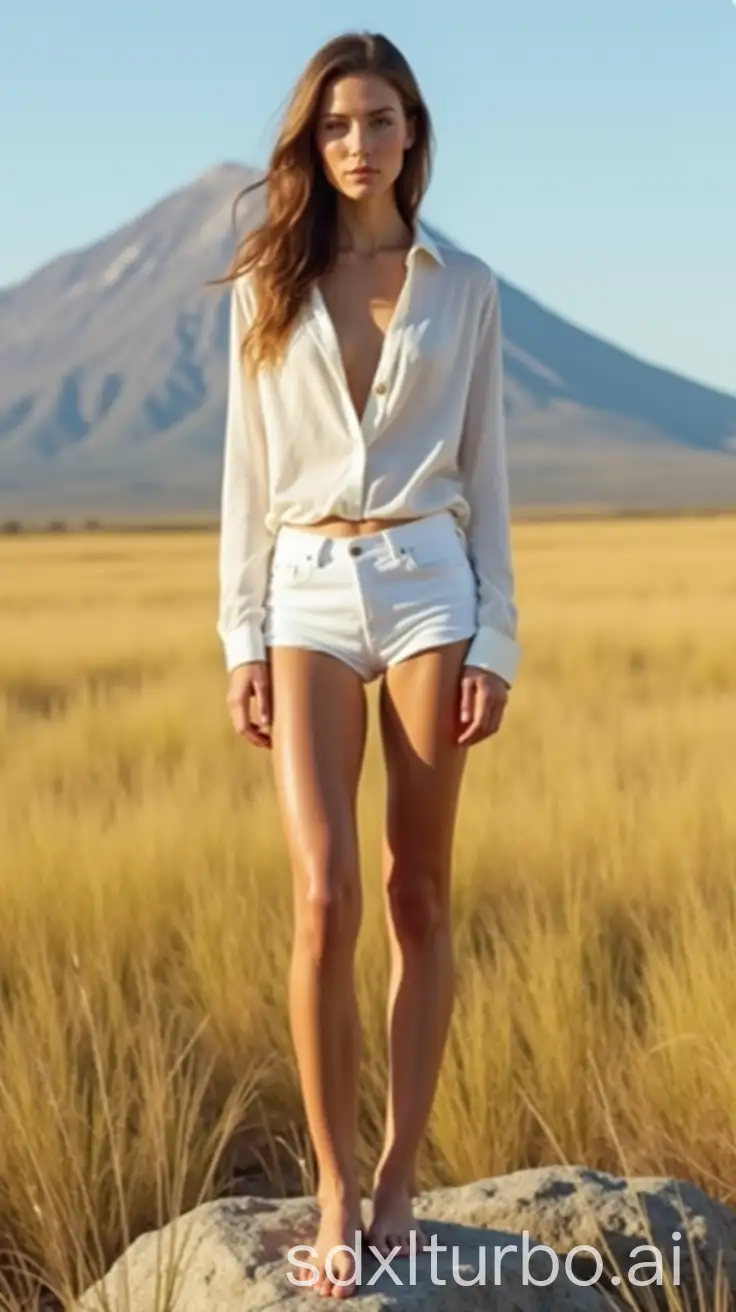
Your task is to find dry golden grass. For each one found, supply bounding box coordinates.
[1,514,735,1308]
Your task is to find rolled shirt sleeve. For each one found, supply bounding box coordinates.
[459,272,521,687]
[216,277,275,671]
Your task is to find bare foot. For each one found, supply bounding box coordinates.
[367,1178,427,1258]
[294,1195,364,1298]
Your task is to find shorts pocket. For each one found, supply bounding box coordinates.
[270,552,319,586]
[401,527,468,571]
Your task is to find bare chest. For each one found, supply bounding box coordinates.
[316,255,409,423]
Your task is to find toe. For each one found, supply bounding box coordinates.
[372,1230,388,1256]
[333,1278,355,1299]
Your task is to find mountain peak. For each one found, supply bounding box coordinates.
[194,161,261,190]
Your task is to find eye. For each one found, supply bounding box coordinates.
[374,115,393,127]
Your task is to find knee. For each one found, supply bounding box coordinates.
[295,855,362,962]
[386,868,449,943]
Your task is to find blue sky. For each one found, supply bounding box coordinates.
[2,0,734,394]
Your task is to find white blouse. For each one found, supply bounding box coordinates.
[217,220,521,686]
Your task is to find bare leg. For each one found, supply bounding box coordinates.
[367,639,470,1257]
[269,646,368,1298]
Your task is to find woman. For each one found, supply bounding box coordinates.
[215,30,521,1299]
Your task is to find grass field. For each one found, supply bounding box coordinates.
[1,515,735,1308]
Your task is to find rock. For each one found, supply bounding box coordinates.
[74,1166,736,1310]
[415,1165,736,1307]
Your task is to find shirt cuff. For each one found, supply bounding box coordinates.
[464,626,521,687]
[223,623,266,670]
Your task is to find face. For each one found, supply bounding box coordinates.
[314,72,416,201]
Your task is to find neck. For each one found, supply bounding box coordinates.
[335,195,413,257]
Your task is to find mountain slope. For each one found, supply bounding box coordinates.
[1,161,734,518]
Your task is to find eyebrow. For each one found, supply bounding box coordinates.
[321,105,396,118]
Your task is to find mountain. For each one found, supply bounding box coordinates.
[1,161,735,520]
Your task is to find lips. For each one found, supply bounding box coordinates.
[349,169,376,178]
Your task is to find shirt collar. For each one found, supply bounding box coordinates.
[409,219,446,267]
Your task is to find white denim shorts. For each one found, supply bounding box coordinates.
[263,510,478,684]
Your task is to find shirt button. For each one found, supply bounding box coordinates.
[374,381,387,396]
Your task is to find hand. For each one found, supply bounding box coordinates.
[226,661,272,748]
[457,666,509,746]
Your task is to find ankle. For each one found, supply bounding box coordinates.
[372,1159,414,1198]
[317,1176,362,1210]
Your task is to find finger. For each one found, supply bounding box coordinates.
[458,689,497,745]
[459,678,475,728]
[227,693,248,736]
[254,680,272,732]
[243,715,271,747]
[246,729,271,749]
[457,722,482,746]
[247,687,273,749]
[487,699,505,735]
[476,696,504,741]
[457,704,484,745]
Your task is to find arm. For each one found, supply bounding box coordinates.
[458,272,521,687]
[216,277,274,671]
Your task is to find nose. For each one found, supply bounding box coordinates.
[346,121,371,157]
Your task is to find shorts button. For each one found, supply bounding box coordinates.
[349,544,362,556]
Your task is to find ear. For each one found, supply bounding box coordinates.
[404,110,417,151]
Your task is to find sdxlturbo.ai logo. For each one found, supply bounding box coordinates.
[286,1227,683,1290]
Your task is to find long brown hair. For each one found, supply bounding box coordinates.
[208,32,434,377]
